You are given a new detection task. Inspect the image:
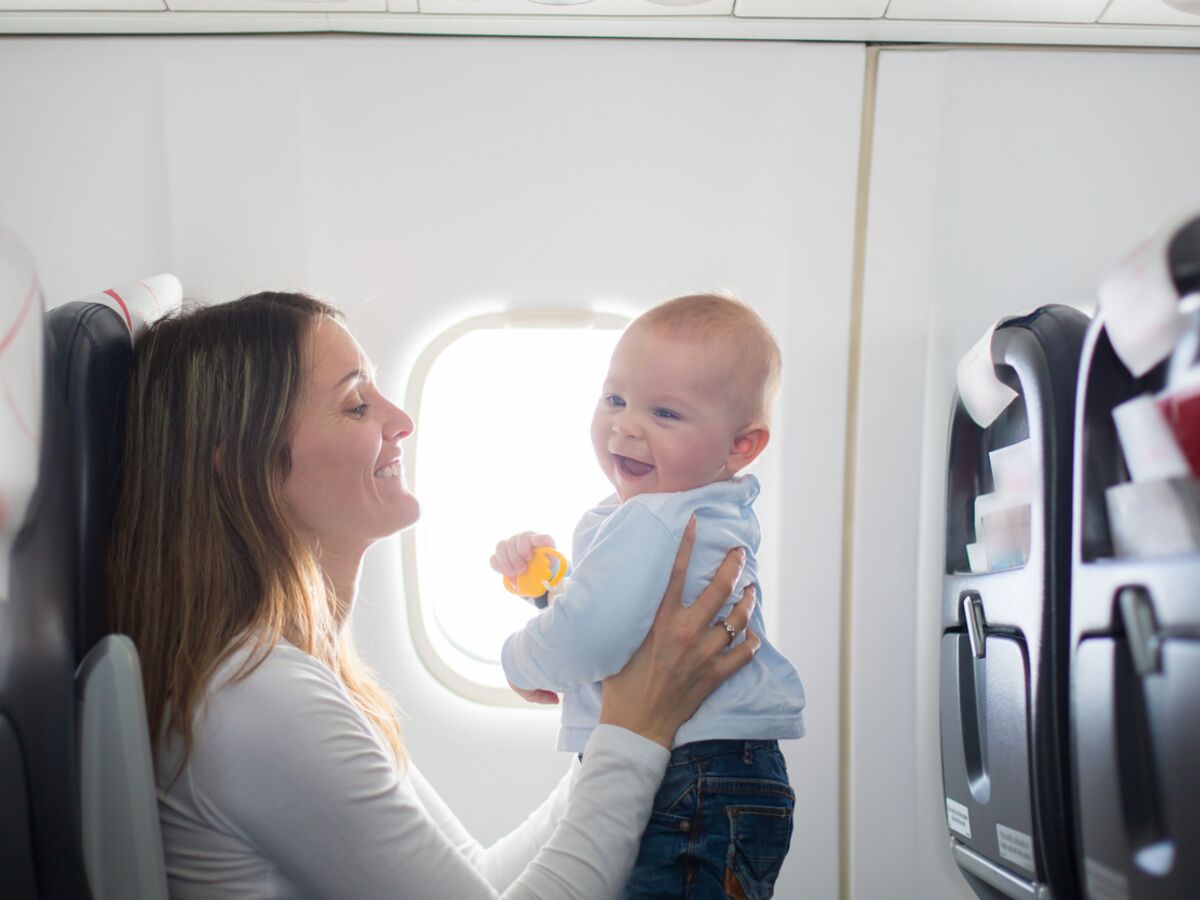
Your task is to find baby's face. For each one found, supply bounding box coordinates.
[591,326,748,502]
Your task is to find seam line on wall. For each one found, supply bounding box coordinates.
[839,43,879,900]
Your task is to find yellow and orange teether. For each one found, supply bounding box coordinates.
[503,546,569,599]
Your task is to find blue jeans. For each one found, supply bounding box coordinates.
[622,739,795,899]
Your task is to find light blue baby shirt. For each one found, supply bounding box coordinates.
[501,475,806,753]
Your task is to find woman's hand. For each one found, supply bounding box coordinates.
[598,515,760,749]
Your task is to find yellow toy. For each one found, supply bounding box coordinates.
[504,546,569,607]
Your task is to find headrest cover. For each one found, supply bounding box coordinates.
[0,228,44,602]
[76,274,182,343]
[1098,209,1200,377]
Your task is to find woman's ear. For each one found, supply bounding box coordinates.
[213,443,224,474]
[725,426,770,475]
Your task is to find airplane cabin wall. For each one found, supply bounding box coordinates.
[855,46,1200,900]
[0,36,863,900]
[2,33,1199,900]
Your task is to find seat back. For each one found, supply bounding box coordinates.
[0,227,89,899]
[0,235,180,899]
[78,635,169,900]
[941,304,1090,899]
[1070,211,1200,900]
[48,277,178,663]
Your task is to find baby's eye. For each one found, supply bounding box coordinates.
[653,408,680,420]
[604,394,626,408]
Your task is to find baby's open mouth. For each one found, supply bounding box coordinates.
[616,455,655,478]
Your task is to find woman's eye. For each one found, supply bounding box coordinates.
[604,394,625,408]
[348,403,370,418]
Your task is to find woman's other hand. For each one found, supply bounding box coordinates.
[598,515,760,749]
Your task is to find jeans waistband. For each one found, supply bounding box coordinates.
[577,738,779,765]
[666,738,779,766]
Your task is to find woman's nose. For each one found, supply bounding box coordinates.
[385,403,414,441]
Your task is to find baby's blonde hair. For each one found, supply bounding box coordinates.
[633,292,781,425]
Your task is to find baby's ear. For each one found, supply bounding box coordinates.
[726,426,770,474]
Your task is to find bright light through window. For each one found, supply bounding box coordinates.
[406,315,625,697]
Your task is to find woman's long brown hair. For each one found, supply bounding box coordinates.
[108,292,405,770]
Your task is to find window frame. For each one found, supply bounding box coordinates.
[401,309,629,706]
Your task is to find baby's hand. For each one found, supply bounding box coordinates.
[489,532,557,580]
[508,681,560,705]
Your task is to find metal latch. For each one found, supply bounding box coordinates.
[1118,586,1162,677]
[963,594,987,659]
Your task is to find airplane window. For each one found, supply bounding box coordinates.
[402,312,626,703]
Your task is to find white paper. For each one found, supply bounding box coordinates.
[957,318,1019,428]
[996,823,1036,872]
[1112,395,1190,481]
[1098,214,1193,377]
[0,229,44,603]
[966,542,989,573]
[1084,858,1131,900]
[989,438,1034,496]
[946,797,972,839]
[974,492,1032,571]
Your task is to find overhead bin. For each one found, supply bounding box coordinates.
[418,0,733,15]
[886,0,1108,23]
[940,306,1089,899]
[1070,212,1200,900]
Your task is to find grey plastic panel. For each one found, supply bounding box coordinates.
[77,635,169,900]
[940,632,1040,880]
[0,715,38,900]
[953,841,1052,900]
[1074,637,1200,899]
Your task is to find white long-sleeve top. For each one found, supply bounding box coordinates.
[156,639,669,899]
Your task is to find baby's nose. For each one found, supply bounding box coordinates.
[615,416,641,438]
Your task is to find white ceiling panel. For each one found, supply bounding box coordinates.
[1102,0,1200,24]
[886,0,1108,23]
[734,0,887,17]
[0,0,161,7]
[167,0,384,8]
[419,0,733,14]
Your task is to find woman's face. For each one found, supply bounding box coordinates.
[282,318,418,554]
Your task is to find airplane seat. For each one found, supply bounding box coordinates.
[0,232,180,900]
[0,229,56,900]
[1070,211,1200,900]
[51,276,181,900]
[940,304,1090,899]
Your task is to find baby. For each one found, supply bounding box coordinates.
[492,293,805,899]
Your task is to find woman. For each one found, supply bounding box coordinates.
[109,292,759,899]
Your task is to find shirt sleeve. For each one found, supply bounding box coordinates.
[187,648,667,900]
[500,503,678,692]
[406,757,577,892]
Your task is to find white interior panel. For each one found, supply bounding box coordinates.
[167,0,385,10]
[886,0,1107,22]
[734,0,888,17]
[1101,0,1200,24]
[0,35,862,900]
[856,45,1200,900]
[418,0,733,15]
[0,0,161,8]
